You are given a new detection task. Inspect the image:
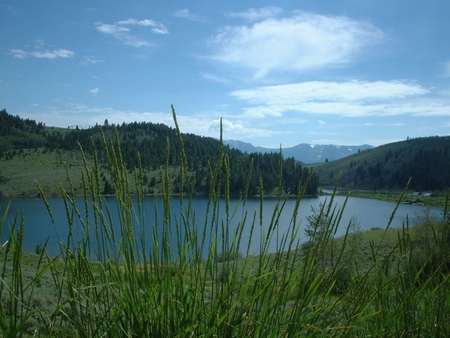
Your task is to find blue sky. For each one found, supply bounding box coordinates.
[1,1,450,148]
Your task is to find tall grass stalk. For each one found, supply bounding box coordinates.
[0,106,449,336]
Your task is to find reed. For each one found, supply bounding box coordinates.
[0,105,449,336]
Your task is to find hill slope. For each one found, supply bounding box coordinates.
[314,136,450,191]
[0,109,319,197]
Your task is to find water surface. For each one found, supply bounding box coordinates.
[0,195,442,257]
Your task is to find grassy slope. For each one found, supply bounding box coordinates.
[0,148,85,197]
[0,148,180,197]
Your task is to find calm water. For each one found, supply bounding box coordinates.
[0,195,442,257]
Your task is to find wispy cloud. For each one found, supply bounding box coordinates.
[117,19,169,34]
[208,118,280,139]
[34,39,45,48]
[10,48,74,60]
[442,60,450,77]
[207,11,384,79]
[173,9,204,21]
[42,104,174,128]
[36,103,275,142]
[81,56,104,65]
[90,88,100,96]
[230,80,450,118]
[1,3,18,16]
[96,18,168,47]
[200,72,230,84]
[228,6,282,22]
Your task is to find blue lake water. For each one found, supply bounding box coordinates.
[0,195,443,257]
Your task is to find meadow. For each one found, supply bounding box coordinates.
[1,111,449,337]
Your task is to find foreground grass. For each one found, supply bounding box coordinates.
[1,107,449,337]
[0,226,413,335]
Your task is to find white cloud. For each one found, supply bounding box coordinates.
[90,88,100,96]
[97,23,129,35]
[232,81,427,104]
[10,48,74,60]
[81,56,104,65]
[37,103,277,142]
[230,80,448,118]
[42,104,175,128]
[238,106,284,118]
[10,49,28,59]
[174,9,203,21]
[96,18,168,47]
[229,6,282,22]
[118,19,169,34]
[208,118,280,139]
[32,49,74,59]
[208,11,384,79]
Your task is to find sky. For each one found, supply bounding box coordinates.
[1,1,450,148]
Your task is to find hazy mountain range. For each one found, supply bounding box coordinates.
[225,140,373,164]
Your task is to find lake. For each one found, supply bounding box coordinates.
[0,195,443,257]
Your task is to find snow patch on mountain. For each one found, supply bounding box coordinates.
[225,140,373,164]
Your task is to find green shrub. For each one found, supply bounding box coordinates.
[216,251,242,263]
[35,243,43,255]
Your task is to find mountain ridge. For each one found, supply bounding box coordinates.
[225,140,373,164]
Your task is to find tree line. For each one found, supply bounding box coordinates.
[0,109,319,196]
[341,136,450,191]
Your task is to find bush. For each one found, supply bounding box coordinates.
[216,251,242,263]
[410,216,450,282]
[35,243,43,255]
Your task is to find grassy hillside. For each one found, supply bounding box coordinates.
[0,147,183,198]
[314,136,450,192]
[0,148,85,197]
[0,108,319,197]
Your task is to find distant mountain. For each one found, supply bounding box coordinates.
[225,140,373,164]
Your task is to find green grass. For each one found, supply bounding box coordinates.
[0,147,182,198]
[1,106,449,337]
[0,148,84,197]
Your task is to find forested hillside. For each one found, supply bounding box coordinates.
[315,136,450,192]
[0,109,47,151]
[0,109,318,196]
